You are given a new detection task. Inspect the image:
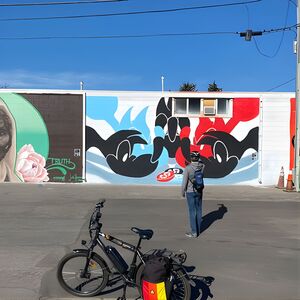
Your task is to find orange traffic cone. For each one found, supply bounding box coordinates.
[276,166,285,189]
[284,170,295,192]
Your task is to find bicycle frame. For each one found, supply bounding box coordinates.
[57,200,191,300]
[81,227,146,286]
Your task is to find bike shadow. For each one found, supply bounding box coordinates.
[200,204,228,234]
[98,268,215,300]
[97,274,124,295]
[190,274,215,300]
[185,266,215,300]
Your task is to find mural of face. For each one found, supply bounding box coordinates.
[0,108,12,161]
[0,100,19,182]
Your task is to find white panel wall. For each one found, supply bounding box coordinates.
[260,96,291,185]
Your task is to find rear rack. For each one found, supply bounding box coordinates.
[143,248,187,264]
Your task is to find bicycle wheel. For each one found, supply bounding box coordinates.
[135,264,191,300]
[57,251,109,297]
[170,269,191,300]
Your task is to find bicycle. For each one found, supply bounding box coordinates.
[57,199,191,300]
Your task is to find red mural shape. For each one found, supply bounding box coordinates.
[175,98,259,167]
[290,98,296,170]
[156,169,175,182]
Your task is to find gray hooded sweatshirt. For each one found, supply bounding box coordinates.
[181,161,205,197]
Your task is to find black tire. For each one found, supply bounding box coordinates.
[57,251,109,297]
[135,264,191,300]
[170,269,191,300]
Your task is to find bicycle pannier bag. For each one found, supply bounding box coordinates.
[191,169,204,192]
[141,256,171,300]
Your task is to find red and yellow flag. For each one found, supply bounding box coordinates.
[142,281,167,300]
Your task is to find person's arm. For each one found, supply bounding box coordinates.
[202,163,205,173]
[181,167,189,197]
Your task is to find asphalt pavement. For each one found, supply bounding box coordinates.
[0,183,299,300]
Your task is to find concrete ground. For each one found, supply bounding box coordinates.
[0,184,299,300]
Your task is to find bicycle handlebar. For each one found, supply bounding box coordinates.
[95,199,106,208]
[89,199,106,232]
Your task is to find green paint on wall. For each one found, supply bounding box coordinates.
[0,93,49,159]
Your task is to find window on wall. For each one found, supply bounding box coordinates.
[173,97,232,117]
[203,99,216,115]
[217,98,229,114]
[189,98,201,115]
[174,98,187,114]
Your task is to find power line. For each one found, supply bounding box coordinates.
[288,0,296,7]
[267,78,295,91]
[251,0,291,58]
[0,31,238,40]
[0,24,295,40]
[0,0,126,7]
[0,0,262,22]
[262,23,299,34]
[238,23,297,37]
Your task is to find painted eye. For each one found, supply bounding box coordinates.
[0,129,7,137]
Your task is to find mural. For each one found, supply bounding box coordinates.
[0,93,83,183]
[86,96,259,184]
[290,98,296,171]
[0,98,20,182]
[1,91,294,185]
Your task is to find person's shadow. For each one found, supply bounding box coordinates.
[200,204,228,234]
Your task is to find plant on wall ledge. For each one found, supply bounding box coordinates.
[208,81,222,92]
[179,82,198,92]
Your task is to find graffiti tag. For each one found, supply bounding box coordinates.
[156,170,175,182]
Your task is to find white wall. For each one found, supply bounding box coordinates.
[260,95,293,185]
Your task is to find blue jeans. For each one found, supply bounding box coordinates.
[186,191,202,236]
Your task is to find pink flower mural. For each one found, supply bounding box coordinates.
[16,144,49,182]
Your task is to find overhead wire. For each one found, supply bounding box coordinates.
[0,24,296,40]
[0,0,127,7]
[244,4,251,28]
[0,0,262,22]
[288,0,296,7]
[267,78,295,91]
[252,0,291,58]
[0,31,239,40]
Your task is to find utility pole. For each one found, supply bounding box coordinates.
[295,0,300,191]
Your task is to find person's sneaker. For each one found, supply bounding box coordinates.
[185,232,198,238]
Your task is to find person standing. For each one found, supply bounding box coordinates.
[181,151,205,238]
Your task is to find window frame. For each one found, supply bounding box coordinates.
[172,97,232,118]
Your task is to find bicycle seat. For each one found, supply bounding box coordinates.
[131,227,153,240]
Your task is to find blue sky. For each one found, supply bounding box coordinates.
[0,0,297,92]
